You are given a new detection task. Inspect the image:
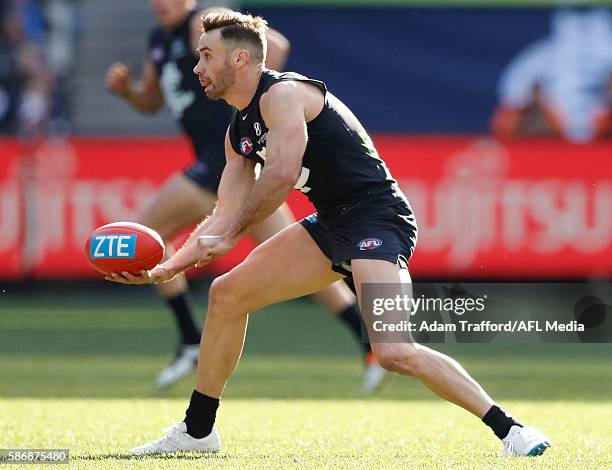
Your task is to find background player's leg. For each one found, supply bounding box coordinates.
[351,259,494,418]
[138,172,217,323]
[250,205,378,361]
[197,222,343,398]
[249,205,358,315]
[136,172,217,386]
[249,205,356,314]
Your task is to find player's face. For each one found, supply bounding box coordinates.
[149,0,191,28]
[194,31,237,100]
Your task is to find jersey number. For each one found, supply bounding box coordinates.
[256,147,311,194]
[294,167,311,193]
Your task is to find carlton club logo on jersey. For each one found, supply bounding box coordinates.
[90,234,137,259]
[358,238,383,250]
[240,137,253,155]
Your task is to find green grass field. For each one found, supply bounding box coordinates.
[1,283,610,469]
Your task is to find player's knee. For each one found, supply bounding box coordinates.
[375,344,421,376]
[208,275,238,314]
[208,273,251,317]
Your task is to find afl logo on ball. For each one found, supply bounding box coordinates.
[240,137,253,155]
[358,238,383,250]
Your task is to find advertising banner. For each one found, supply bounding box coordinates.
[0,140,23,278]
[0,136,610,279]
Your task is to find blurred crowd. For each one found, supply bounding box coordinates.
[491,8,612,142]
[1,3,611,143]
[0,0,79,138]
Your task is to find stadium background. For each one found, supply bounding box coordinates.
[0,1,611,467]
[1,1,611,279]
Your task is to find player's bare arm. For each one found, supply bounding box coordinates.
[168,131,258,270]
[105,59,164,113]
[222,82,311,244]
[263,28,290,71]
[106,130,256,285]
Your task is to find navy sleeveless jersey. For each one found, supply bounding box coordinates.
[228,70,403,213]
[148,10,234,159]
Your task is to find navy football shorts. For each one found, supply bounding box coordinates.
[183,146,226,193]
[300,194,418,277]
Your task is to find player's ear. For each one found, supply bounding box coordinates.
[235,49,250,67]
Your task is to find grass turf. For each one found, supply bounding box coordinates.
[0,284,610,468]
[0,400,610,469]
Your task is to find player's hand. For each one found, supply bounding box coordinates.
[105,62,132,97]
[194,235,235,267]
[105,266,174,285]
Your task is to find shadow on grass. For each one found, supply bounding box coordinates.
[76,452,225,461]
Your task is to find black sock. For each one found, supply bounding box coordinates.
[184,390,219,438]
[338,304,372,354]
[166,293,200,345]
[482,405,523,439]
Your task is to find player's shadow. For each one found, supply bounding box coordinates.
[77,452,227,461]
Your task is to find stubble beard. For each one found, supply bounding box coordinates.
[207,59,236,101]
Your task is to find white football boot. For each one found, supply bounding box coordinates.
[502,425,552,456]
[130,422,220,455]
[155,344,199,388]
[362,352,388,394]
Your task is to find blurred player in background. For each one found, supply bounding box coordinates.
[105,0,385,392]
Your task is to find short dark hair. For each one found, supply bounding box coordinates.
[201,10,267,64]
